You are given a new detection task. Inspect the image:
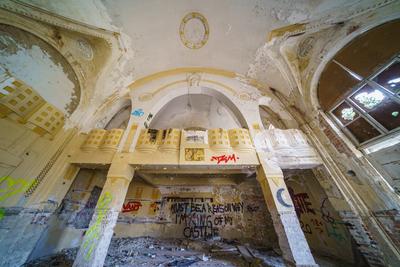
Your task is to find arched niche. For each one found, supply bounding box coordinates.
[147,86,248,129]
[0,24,81,115]
[149,94,242,129]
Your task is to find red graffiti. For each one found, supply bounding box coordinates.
[210,154,239,164]
[122,201,142,213]
[288,187,315,218]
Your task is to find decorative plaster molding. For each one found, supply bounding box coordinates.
[0,0,118,40]
[255,129,322,169]
[179,12,209,49]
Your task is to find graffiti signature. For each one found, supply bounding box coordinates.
[210,154,239,164]
[131,108,144,117]
[122,201,142,213]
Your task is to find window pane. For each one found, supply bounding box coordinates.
[374,61,400,93]
[346,117,381,143]
[332,102,359,125]
[368,98,400,131]
[350,84,386,111]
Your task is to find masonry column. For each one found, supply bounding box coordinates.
[256,156,317,266]
[73,154,133,267]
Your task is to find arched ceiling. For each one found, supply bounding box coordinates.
[17,0,360,83]
[100,0,358,80]
[150,94,242,129]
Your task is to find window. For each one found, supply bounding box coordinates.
[330,55,400,146]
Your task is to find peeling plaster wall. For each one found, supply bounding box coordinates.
[0,24,80,115]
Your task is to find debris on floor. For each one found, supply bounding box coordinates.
[23,236,352,267]
[24,237,283,267]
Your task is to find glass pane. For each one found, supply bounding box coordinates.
[346,117,381,143]
[374,61,400,93]
[368,98,400,131]
[332,102,359,125]
[350,84,386,111]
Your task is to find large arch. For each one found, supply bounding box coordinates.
[147,86,249,129]
[309,16,400,111]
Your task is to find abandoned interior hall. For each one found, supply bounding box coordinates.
[1,0,400,266]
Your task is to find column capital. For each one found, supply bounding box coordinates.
[257,152,284,177]
[107,153,134,182]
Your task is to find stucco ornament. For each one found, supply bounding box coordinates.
[179,12,209,49]
[76,39,93,60]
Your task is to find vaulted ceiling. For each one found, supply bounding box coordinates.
[18,0,360,82]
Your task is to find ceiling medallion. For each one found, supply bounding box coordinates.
[179,12,209,49]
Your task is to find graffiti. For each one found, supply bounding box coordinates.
[288,187,315,218]
[171,202,243,215]
[131,108,144,117]
[185,148,205,161]
[276,188,292,208]
[325,222,346,242]
[122,201,142,213]
[0,176,32,222]
[210,154,239,164]
[320,197,335,224]
[0,176,32,202]
[171,200,243,240]
[310,218,324,234]
[0,208,4,221]
[164,196,214,203]
[246,205,260,212]
[300,220,312,234]
[82,192,112,261]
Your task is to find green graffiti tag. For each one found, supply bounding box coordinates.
[0,176,32,202]
[0,176,33,221]
[82,192,113,261]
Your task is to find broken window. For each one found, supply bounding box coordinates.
[330,55,400,146]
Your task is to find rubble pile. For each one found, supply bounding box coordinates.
[24,237,285,267]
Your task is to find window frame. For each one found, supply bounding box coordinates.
[329,54,400,148]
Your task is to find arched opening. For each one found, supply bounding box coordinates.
[149,94,243,129]
[147,86,249,130]
[317,19,400,193]
[318,19,400,147]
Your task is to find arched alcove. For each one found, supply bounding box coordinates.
[149,94,242,129]
[0,24,81,115]
[146,86,249,129]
